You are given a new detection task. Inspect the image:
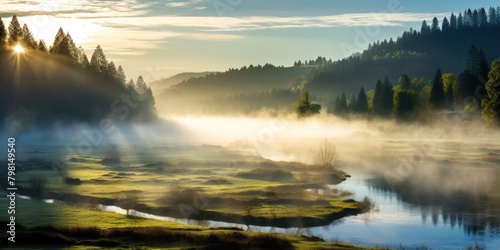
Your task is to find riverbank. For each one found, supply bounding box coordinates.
[0,197,383,249]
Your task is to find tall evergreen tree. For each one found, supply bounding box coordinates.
[472,9,479,27]
[90,45,108,74]
[464,9,472,27]
[356,87,368,113]
[8,15,22,46]
[116,66,127,85]
[430,68,446,110]
[0,18,6,49]
[442,17,450,31]
[431,17,440,32]
[50,28,66,53]
[479,7,488,26]
[479,49,490,81]
[466,45,480,76]
[349,94,356,112]
[450,13,457,29]
[21,24,37,49]
[488,7,497,25]
[394,90,418,120]
[420,20,431,34]
[37,40,47,52]
[457,12,464,29]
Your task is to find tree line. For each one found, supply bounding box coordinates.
[0,16,156,127]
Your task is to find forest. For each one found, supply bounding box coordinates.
[0,16,157,130]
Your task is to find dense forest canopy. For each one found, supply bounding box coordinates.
[0,16,157,130]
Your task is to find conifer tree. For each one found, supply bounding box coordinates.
[0,18,7,49]
[430,68,446,110]
[8,15,23,46]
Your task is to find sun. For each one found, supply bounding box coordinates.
[13,44,25,54]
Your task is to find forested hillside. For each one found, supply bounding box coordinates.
[303,7,500,98]
[0,16,156,130]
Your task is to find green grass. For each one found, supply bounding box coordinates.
[0,195,384,249]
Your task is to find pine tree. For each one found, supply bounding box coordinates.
[466,45,480,76]
[450,13,457,29]
[431,17,440,32]
[64,33,78,61]
[8,15,23,46]
[116,66,127,85]
[430,68,446,110]
[472,9,479,27]
[90,45,108,74]
[356,87,368,113]
[479,49,490,81]
[479,8,488,26]
[442,17,450,31]
[457,12,464,29]
[50,27,66,53]
[488,7,497,25]
[394,89,418,120]
[37,40,47,52]
[420,20,431,34]
[0,18,6,49]
[21,24,37,49]
[136,76,148,97]
[107,61,118,80]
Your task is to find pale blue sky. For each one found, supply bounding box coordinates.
[1,0,499,82]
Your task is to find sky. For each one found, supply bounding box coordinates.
[1,0,499,82]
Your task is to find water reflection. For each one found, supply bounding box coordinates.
[367,176,500,236]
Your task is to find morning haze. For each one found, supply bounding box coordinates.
[0,1,499,249]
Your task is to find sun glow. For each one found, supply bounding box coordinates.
[13,44,25,54]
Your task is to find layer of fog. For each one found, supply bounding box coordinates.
[169,113,500,200]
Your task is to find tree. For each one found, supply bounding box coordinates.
[0,18,6,49]
[316,139,341,173]
[116,66,127,85]
[479,49,490,81]
[472,9,479,27]
[37,40,47,52]
[430,68,446,110]
[466,45,480,76]
[90,45,108,74]
[50,28,66,53]
[21,24,37,49]
[457,12,464,29]
[442,17,450,32]
[431,17,440,32]
[450,13,457,29]
[442,73,457,107]
[399,74,411,89]
[479,8,488,26]
[394,89,418,120]
[295,91,321,117]
[482,60,500,127]
[488,7,497,25]
[420,20,431,34]
[356,87,368,113]
[8,15,22,46]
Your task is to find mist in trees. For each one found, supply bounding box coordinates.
[0,16,157,128]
